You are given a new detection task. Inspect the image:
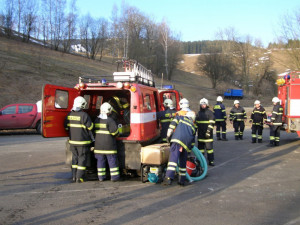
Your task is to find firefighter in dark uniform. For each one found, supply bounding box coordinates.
[249,100,267,143]
[157,99,176,143]
[268,97,283,147]
[108,95,129,123]
[64,96,94,183]
[94,102,120,181]
[196,98,215,166]
[162,111,196,186]
[213,96,227,141]
[230,100,247,140]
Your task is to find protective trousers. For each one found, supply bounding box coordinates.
[165,143,187,183]
[233,121,245,139]
[198,141,214,164]
[270,125,281,146]
[251,124,263,143]
[70,145,89,180]
[215,121,226,139]
[95,154,120,181]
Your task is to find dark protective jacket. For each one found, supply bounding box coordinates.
[157,108,176,141]
[250,106,267,125]
[230,106,247,122]
[271,103,283,126]
[94,117,119,154]
[64,110,94,146]
[213,102,227,122]
[169,115,197,152]
[196,107,215,142]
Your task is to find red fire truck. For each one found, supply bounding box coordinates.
[276,71,300,137]
[42,60,182,175]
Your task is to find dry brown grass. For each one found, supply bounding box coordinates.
[0,37,289,111]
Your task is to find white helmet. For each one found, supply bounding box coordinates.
[254,100,261,105]
[216,96,223,102]
[100,102,112,114]
[73,96,87,109]
[199,98,209,105]
[163,99,174,108]
[186,111,196,122]
[234,100,240,105]
[272,97,280,103]
[179,98,189,109]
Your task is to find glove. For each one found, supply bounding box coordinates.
[205,131,211,139]
[166,136,171,144]
[90,147,95,151]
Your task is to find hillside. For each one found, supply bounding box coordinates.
[0,36,288,112]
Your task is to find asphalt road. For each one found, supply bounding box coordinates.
[0,128,299,225]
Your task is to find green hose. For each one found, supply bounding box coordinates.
[185,146,208,182]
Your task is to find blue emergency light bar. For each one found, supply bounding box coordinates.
[162,85,174,89]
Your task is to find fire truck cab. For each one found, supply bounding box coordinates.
[276,71,300,137]
[42,60,182,174]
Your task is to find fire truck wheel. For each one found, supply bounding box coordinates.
[65,140,72,167]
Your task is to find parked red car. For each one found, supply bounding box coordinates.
[0,102,42,133]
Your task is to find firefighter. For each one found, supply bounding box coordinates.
[268,97,283,147]
[64,96,94,183]
[196,98,215,166]
[176,98,191,116]
[157,99,176,143]
[230,100,247,140]
[162,111,196,186]
[249,100,267,143]
[213,96,227,141]
[108,95,129,123]
[93,102,120,181]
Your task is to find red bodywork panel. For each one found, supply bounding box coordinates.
[42,82,165,143]
[42,84,79,137]
[0,103,41,129]
[277,71,300,137]
[159,90,182,111]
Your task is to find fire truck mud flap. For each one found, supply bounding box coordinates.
[118,142,142,176]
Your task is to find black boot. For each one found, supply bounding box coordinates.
[258,139,262,143]
[162,177,172,186]
[235,136,239,140]
[252,138,256,143]
[267,141,275,147]
[239,135,243,140]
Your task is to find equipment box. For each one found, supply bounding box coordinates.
[141,144,170,165]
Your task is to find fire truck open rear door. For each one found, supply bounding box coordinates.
[42,84,79,137]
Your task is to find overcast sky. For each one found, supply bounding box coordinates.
[75,0,300,47]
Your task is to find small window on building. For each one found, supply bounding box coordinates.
[55,90,68,109]
[19,105,33,114]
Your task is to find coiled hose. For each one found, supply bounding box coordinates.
[185,146,208,182]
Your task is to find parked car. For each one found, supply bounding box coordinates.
[0,102,41,133]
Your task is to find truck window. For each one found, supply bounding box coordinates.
[55,90,69,109]
[96,96,103,109]
[144,94,151,111]
[83,95,90,109]
[18,105,33,114]
[2,106,16,115]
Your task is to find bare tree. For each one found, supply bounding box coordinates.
[3,0,15,37]
[159,20,173,80]
[278,9,300,69]
[62,0,77,53]
[198,46,235,89]
[22,0,38,42]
